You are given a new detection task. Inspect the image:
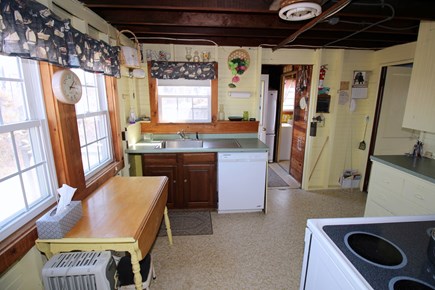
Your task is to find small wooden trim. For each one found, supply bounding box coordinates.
[140,120,259,134]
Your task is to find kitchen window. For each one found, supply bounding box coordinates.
[157,79,211,123]
[0,55,57,241]
[282,74,296,112]
[72,69,113,179]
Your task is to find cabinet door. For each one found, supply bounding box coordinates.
[182,163,216,209]
[143,165,178,208]
[142,154,178,208]
[403,21,435,132]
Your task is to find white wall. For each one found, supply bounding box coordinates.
[0,247,45,290]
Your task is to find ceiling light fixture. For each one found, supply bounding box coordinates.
[279,1,322,21]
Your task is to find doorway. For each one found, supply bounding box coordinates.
[260,65,313,185]
[363,64,416,190]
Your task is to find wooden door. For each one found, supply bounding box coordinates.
[374,66,415,155]
[182,163,216,208]
[181,153,217,209]
[289,65,312,183]
[142,154,178,208]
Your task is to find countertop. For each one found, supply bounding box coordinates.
[125,138,268,154]
[371,155,435,184]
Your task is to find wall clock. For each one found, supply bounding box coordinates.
[51,69,82,104]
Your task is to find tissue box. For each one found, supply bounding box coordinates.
[36,201,82,239]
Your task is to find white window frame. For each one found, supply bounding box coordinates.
[72,69,113,180]
[0,56,57,241]
[157,79,211,123]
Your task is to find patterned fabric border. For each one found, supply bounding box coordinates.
[0,0,120,77]
[150,61,216,80]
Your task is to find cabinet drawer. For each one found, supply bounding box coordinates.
[364,199,394,217]
[143,153,178,165]
[402,178,435,212]
[367,183,403,213]
[370,163,404,193]
[181,153,216,164]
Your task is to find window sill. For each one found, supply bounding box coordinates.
[140,120,259,134]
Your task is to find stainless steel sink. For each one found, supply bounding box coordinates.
[162,139,203,148]
[203,139,241,149]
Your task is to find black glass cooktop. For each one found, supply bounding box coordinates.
[323,221,435,290]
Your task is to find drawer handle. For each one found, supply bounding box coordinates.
[184,179,187,183]
[173,180,176,183]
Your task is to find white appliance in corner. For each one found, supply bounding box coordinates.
[218,152,267,213]
[265,90,278,162]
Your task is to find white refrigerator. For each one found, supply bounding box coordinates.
[265,90,278,162]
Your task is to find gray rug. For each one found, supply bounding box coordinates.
[158,210,213,236]
[268,167,289,187]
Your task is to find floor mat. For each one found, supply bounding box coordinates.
[268,167,289,187]
[158,210,213,236]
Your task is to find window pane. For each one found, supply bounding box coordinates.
[22,166,48,206]
[84,116,97,144]
[0,176,25,226]
[87,142,99,170]
[84,72,96,86]
[81,147,89,173]
[0,132,18,179]
[95,115,108,139]
[77,118,86,146]
[75,97,87,115]
[98,139,109,163]
[0,80,28,124]
[14,129,43,170]
[0,56,21,78]
[86,87,99,112]
[157,79,211,123]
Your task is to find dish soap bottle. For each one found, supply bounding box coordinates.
[218,104,225,121]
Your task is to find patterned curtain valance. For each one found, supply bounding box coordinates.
[150,61,216,80]
[0,0,120,77]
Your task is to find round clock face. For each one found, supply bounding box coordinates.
[52,70,82,104]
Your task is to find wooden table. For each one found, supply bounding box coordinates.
[36,176,172,290]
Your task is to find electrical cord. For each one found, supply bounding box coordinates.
[323,1,395,47]
[136,37,218,46]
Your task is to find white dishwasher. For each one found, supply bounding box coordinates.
[218,152,267,213]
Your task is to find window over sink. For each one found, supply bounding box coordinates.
[157,79,211,123]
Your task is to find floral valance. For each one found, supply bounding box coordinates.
[150,61,216,80]
[0,0,120,77]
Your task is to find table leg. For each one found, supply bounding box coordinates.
[164,206,173,245]
[130,250,143,290]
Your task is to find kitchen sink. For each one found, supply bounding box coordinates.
[161,139,203,148]
[345,231,406,268]
[203,139,240,149]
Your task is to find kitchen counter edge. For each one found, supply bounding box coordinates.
[371,155,435,184]
[125,138,268,154]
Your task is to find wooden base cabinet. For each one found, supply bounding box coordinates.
[142,153,217,209]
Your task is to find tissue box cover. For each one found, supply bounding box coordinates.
[36,201,82,239]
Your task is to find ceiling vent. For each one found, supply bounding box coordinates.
[279,0,322,21]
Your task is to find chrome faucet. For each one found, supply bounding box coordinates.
[177,129,186,139]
